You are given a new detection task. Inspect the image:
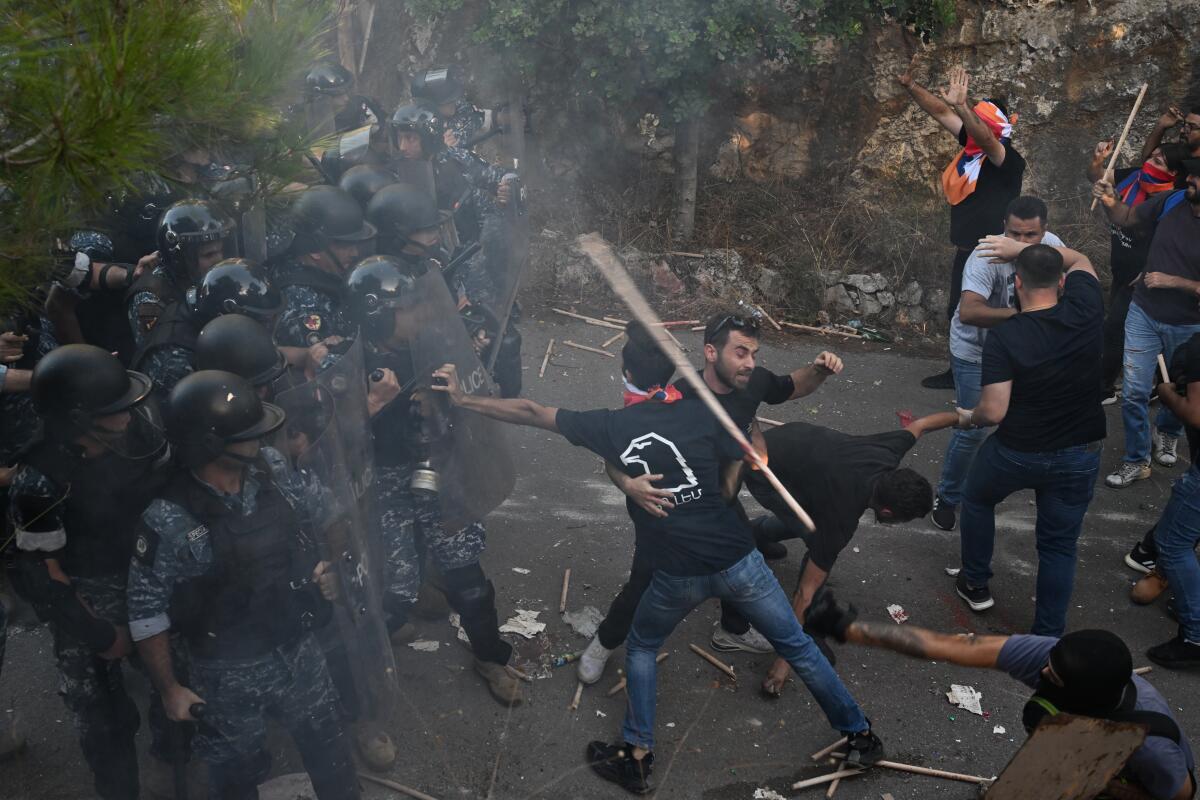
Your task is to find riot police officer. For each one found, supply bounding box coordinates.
[409,66,511,152]
[345,256,524,706]
[7,345,178,798]
[133,258,281,401]
[304,63,382,136]
[127,370,361,799]
[274,186,376,356]
[126,199,235,348]
[194,314,289,398]
[338,163,399,211]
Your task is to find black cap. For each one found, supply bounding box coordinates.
[1048,630,1134,715]
[166,370,286,453]
[32,344,152,420]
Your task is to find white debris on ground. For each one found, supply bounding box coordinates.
[562,605,605,638]
[448,613,471,643]
[408,640,440,652]
[752,788,789,800]
[499,609,546,638]
[511,567,531,574]
[886,604,909,624]
[946,684,984,716]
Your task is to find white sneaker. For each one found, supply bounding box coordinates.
[710,623,774,654]
[577,635,613,685]
[1154,432,1179,467]
[1106,461,1151,488]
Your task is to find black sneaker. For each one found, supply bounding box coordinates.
[1147,634,1200,670]
[587,741,653,795]
[921,368,955,390]
[955,573,994,612]
[1124,541,1156,575]
[931,496,957,531]
[841,727,884,767]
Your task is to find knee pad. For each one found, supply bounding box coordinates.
[441,563,487,600]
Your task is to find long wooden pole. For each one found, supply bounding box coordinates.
[577,233,816,533]
[1091,83,1149,211]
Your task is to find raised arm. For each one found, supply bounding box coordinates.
[1087,140,1113,183]
[1140,106,1183,163]
[976,236,1097,279]
[432,363,560,432]
[788,351,842,399]
[1093,178,1142,230]
[943,67,1005,166]
[805,588,1009,668]
[959,290,1018,328]
[898,68,963,136]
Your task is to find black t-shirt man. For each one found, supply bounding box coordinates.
[557,400,749,576]
[950,132,1026,250]
[1131,190,1200,326]
[675,366,793,437]
[981,270,1106,452]
[744,423,917,572]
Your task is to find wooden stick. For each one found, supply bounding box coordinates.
[604,316,698,329]
[559,568,571,613]
[1134,666,1153,676]
[562,340,616,358]
[756,416,784,427]
[781,322,861,339]
[830,753,991,785]
[607,652,670,696]
[666,251,705,258]
[601,331,625,349]
[688,643,736,681]
[539,338,554,378]
[1091,83,1149,211]
[791,770,864,791]
[826,776,842,797]
[661,325,685,350]
[578,233,816,533]
[569,680,584,711]
[755,304,782,331]
[810,737,848,762]
[552,307,624,330]
[358,773,443,800]
[691,325,706,332]
[1157,353,1170,387]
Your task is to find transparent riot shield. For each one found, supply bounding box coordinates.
[405,269,515,531]
[337,124,375,166]
[273,339,400,721]
[484,95,529,376]
[392,158,437,202]
[305,95,337,140]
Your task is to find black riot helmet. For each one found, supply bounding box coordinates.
[305,63,353,97]
[166,370,286,468]
[187,258,282,325]
[410,67,466,108]
[289,185,377,264]
[32,344,152,438]
[365,183,444,251]
[339,164,398,209]
[389,104,445,158]
[345,255,422,341]
[195,315,287,388]
[155,199,235,282]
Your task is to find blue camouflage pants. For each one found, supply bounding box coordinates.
[377,463,486,604]
[190,633,359,800]
[56,574,181,799]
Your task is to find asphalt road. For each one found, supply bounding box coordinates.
[2,310,1193,800]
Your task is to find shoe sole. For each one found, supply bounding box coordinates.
[1146,653,1200,670]
[930,516,956,532]
[956,587,994,612]
[710,635,773,655]
[1124,554,1154,575]
[1105,470,1151,488]
[1154,456,1178,467]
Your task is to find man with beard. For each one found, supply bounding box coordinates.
[1096,160,1200,489]
[579,311,845,685]
[8,345,182,798]
[804,590,1195,800]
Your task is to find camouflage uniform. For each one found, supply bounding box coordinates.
[443,100,487,149]
[139,344,195,400]
[272,261,356,349]
[126,265,184,350]
[7,424,178,800]
[127,448,359,800]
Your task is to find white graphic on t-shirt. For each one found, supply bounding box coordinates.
[620,433,699,495]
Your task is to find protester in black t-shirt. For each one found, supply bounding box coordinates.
[743,414,954,695]
[899,63,1025,389]
[1087,139,1184,404]
[429,324,882,795]
[952,240,1104,637]
[1143,333,1200,670]
[596,311,844,672]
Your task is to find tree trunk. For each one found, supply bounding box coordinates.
[672,116,700,244]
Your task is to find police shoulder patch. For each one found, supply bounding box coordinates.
[303,314,323,331]
[134,531,159,565]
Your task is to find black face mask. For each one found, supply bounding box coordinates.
[1022,674,1136,735]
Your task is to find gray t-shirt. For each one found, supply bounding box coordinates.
[949,231,1065,363]
[998,635,1195,800]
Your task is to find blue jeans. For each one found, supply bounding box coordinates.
[1121,302,1200,464]
[1153,466,1200,642]
[960,437,1101,636]
[621,550,867,750]
[936,355,987,507]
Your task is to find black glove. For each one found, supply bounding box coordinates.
[804,586,857,644]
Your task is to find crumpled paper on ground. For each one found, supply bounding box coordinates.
[499,609,546,639]
[408,640,440,652]
[946,684,984,716]
[561,605,604,639]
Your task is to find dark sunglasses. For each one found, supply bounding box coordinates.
[706,313,761,344]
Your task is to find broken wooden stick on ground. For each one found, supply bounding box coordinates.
[568,680,584,711]
[358,772,443,800]
[828,753,993,786]
[551,307,624,330]
[606,652,670,696]
[781,322,861,339]
[601,330,625,349]
[559,568,571,614]
[562,340,615,358]
[539,338,554,378]
[688,643,736,681]
[810,737,848,762]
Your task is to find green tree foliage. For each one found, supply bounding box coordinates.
[0,0,331,310]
